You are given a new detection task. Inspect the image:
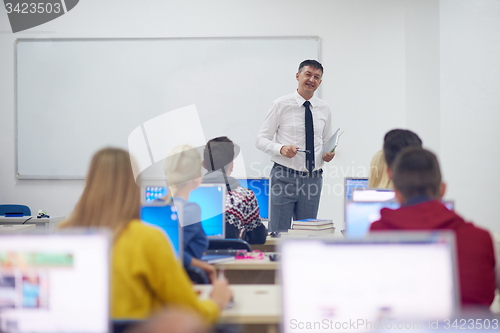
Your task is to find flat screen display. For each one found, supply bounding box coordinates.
[0,233,109,333]
[140,204,182,258]
[281,234,458,333]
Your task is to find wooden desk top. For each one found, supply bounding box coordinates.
[195,284,281,324]
[0,216,64,224]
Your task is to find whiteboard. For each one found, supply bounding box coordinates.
[16,37,320,179]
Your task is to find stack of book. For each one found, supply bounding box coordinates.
[288,219,335,235]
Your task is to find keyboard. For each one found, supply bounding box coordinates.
[205,249,242,256]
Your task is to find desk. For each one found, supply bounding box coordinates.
[0,216,64,232]
[196,284,280,333]
[0,224,36,233]
[214,256,278,284]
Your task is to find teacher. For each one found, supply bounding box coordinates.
[256,59,335,232]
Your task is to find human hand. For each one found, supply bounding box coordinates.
[202,263,217,283]
[322,151,335,162]
[190,258,217,282]
[280,145,299,158]
[210,276,232,311]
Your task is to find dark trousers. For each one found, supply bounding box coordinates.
[269,163,323,232]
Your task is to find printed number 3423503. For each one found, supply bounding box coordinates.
[5,2,62,14]
[444,319,498,330]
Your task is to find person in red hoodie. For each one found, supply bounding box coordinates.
[370,146,497,308]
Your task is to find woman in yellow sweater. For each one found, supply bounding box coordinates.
[60,147,231,323]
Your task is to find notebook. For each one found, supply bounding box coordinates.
[343,177,369,225]
[280,232,459,333]
[345,200,455,238]
[0,231,110,333]
[344,177,369,202]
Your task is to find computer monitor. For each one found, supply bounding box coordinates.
[0,232,110,333]
[140,180,226,239]
[143,185,168,203]
[189,184,226,239]
[237,177,270,220]
[281,232,459,333]
[345,200,455,238]
[140,203,183,259]
[344,177,369,201]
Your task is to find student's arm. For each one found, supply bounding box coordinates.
[182,225,196,267]
[190,257,217,282]
[182,203,206,267]
[139,227,224,323]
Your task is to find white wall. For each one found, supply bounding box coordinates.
[0,0,498,233]
[440,0,500,233]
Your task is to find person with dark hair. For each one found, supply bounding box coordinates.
[202,136,267,244]
[382,129,422,170]
[256,59,335,232]
[370,147,498,308]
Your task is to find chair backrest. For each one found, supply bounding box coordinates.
[0,204,31,216]
[185,266,209,284]
[208,238,251,251]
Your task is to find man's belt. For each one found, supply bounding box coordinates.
[273,163,323,177]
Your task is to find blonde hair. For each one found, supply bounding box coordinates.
[164,145,202,189]
[60,148,140,239]
[368,150,393,189]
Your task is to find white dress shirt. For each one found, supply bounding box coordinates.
[255,91,333,172]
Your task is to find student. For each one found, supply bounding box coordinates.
[383,129,422,171]
[164,145,217,282]
[202,136,267,244]
[370,147,498,308]
[60,147,231,322]
[368,150,392,188]
[368,129,420,189]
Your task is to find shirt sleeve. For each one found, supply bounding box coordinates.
[182,203,207,267]
[255,102,283,156]
[142,228,220,323]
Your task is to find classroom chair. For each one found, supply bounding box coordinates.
[0,204,31,216]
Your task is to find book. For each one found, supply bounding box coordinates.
[292,224,334,231]
[323,128,343,154]
[292,218,333,227]
[287,227,335,235]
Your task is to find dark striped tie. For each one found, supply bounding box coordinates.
[303,101,314,174]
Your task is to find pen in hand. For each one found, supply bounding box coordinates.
[296,149,310,153]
